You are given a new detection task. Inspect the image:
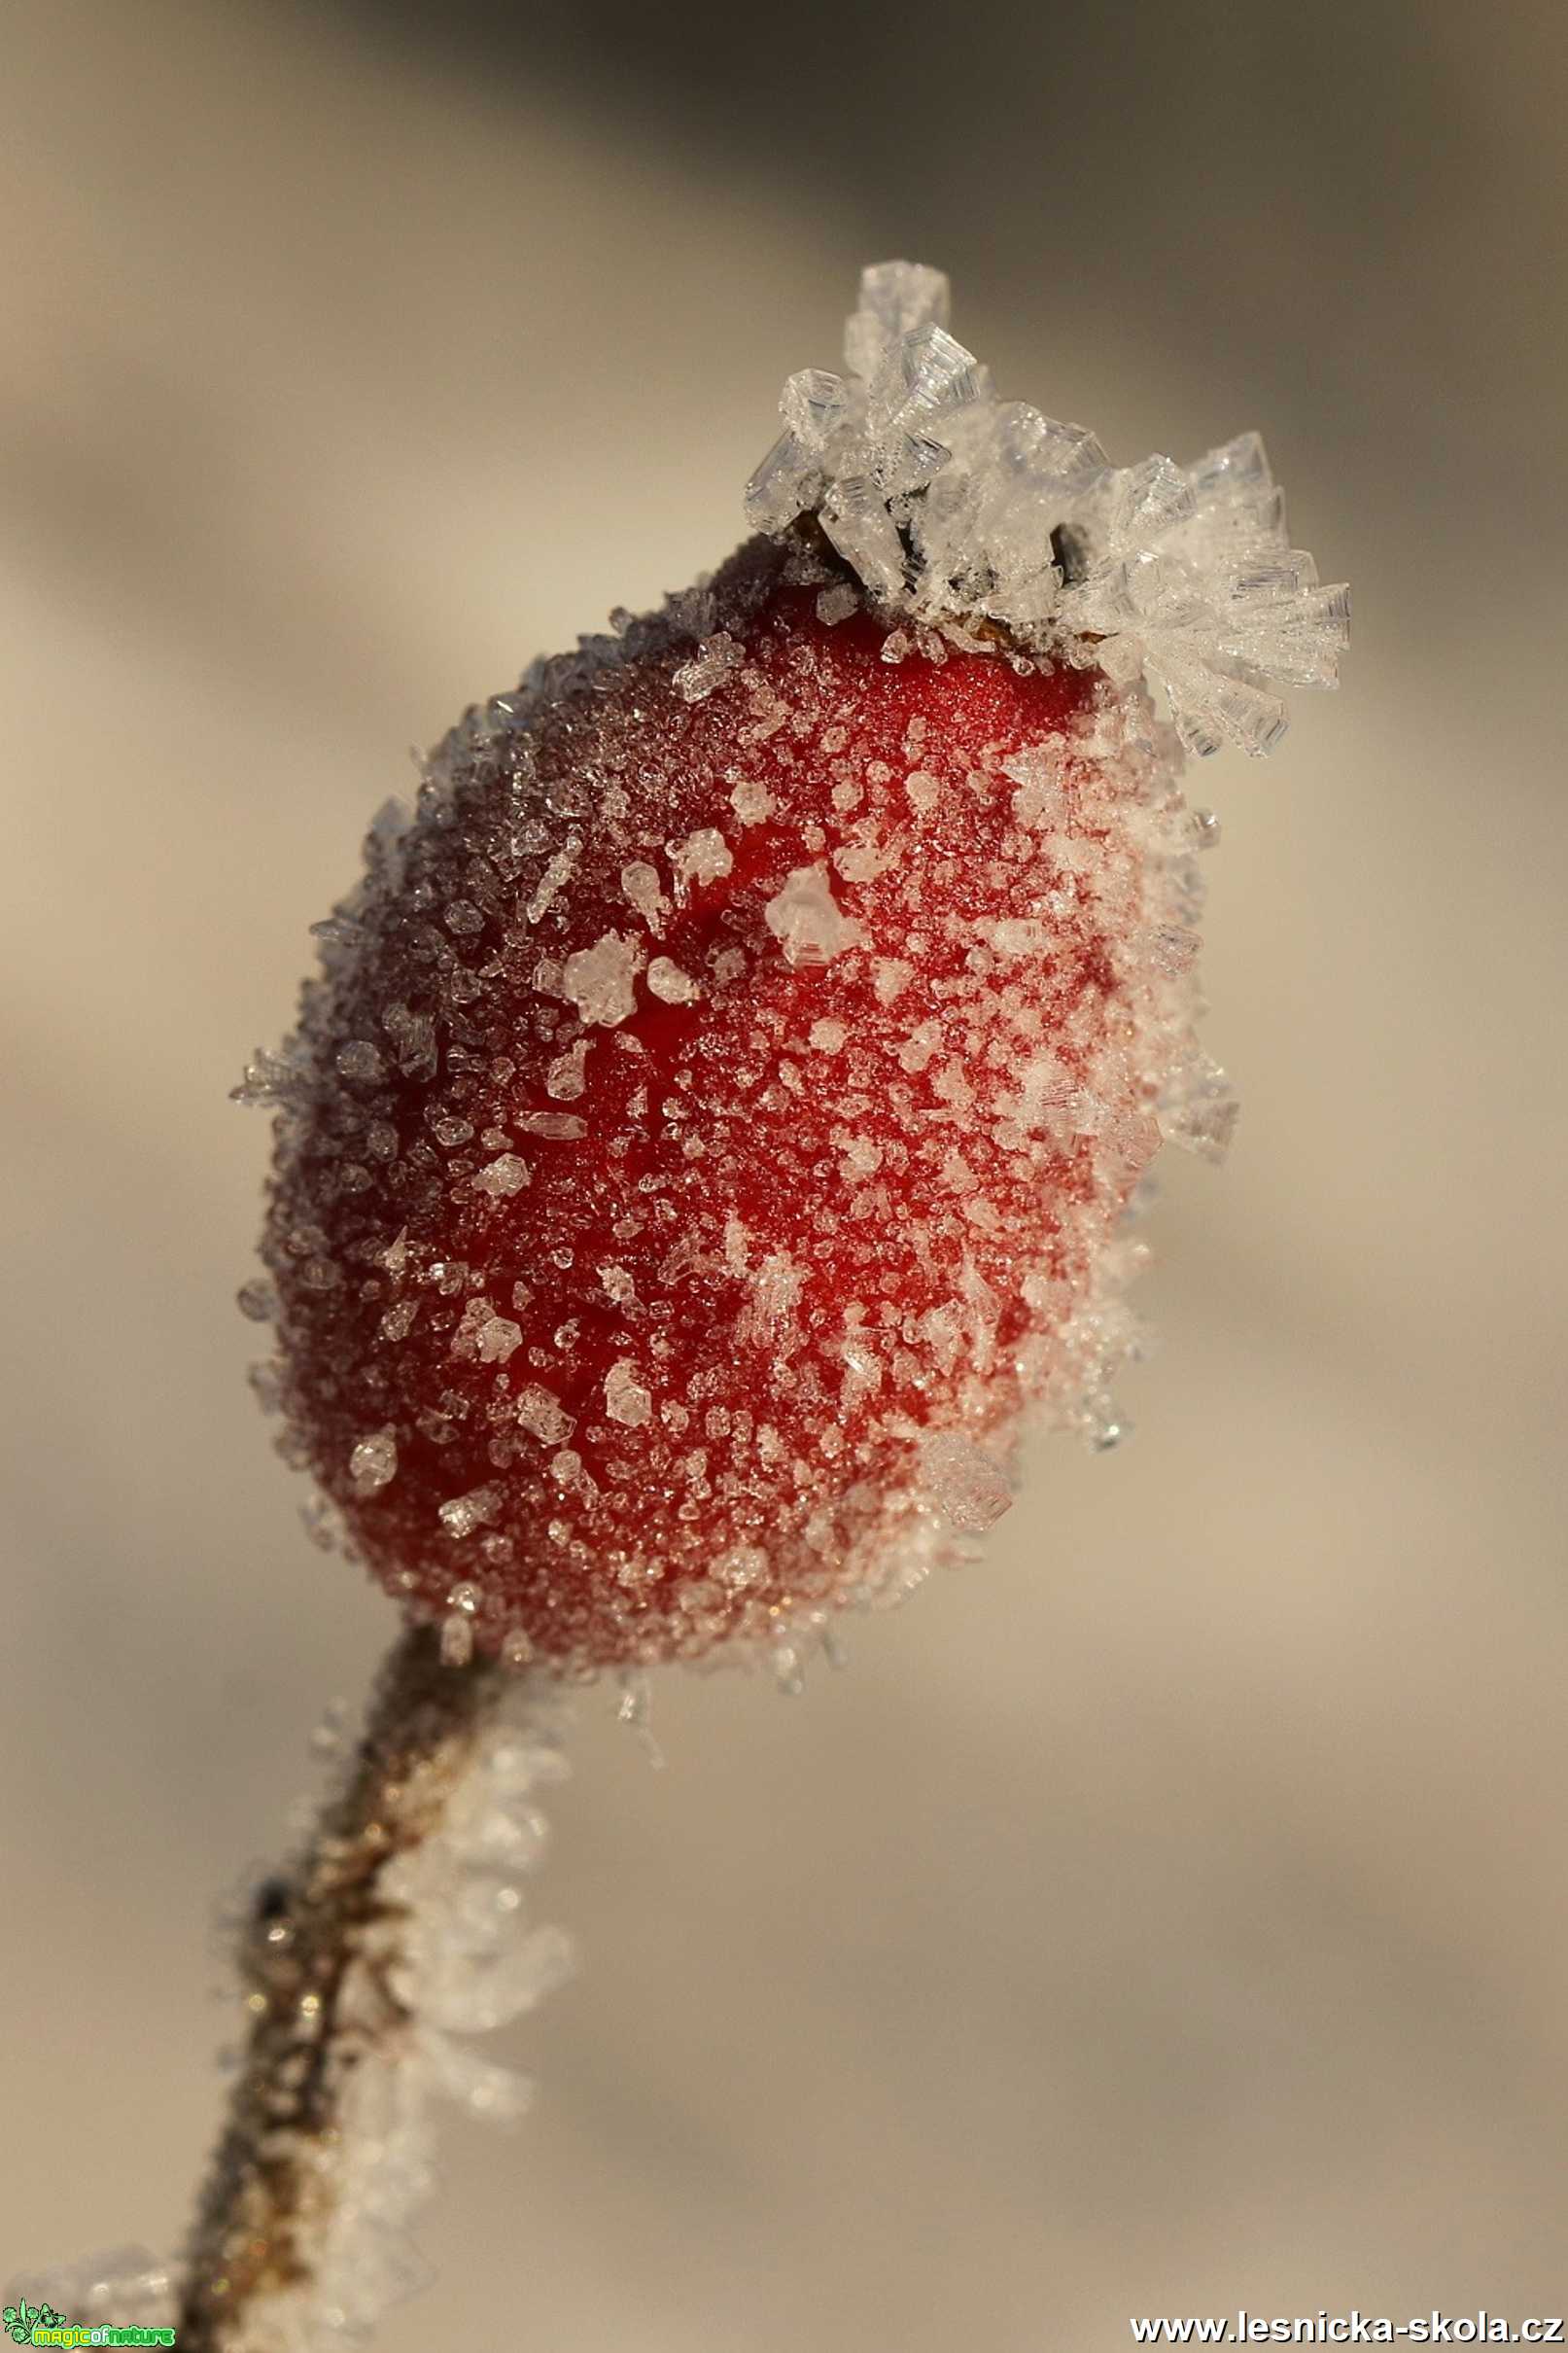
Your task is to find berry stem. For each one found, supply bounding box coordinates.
[178,1625,509,2350]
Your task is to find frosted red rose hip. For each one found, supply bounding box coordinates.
[257,544,1186,1667]
[244,263,1345,1671]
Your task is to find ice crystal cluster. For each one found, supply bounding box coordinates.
[238,263,1343,1675]
[747,262,1348,756]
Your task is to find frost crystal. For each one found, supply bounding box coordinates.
[349,1430,399,1494]
[438,1486,503,1538]
[335,1040,385,1084]
[561,931,642,1026]
[470,1153,530,1198]
[816,582,859,626]
[516,1386,574,1446]
[473,1313,523,1364]
[746,262,1348,755]
[545,1037,591,1100]
[919,1431,1014,1532]
[763,863,865,967]
[231,1045,307,1108]
[604,1358,653,1427]
[619,860,668,932]
[646,956,700,1004]
[729,776,774,825]
[1002,743,1069,827]
[1160,1052,1241,1162]
[525,834,582,924]
[669,827,733,888]
[671,630,744,703]
[714,1544,767,1591]
[515,1110,587,1139]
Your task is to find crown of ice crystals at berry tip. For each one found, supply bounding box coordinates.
[745,262,1349,756]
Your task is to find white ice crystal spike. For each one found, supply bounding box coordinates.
[1185,428,1272,509]
[747,264,1344,752]
[525,835,581,924]
[516,1110,587,1140]
[437,1486,503,1539]
[1200,674,1289,758]
[1104,454,1196,544]
[996,403,1109,485]
[743,430,820,532]
[781,368,853,448]
[844,260,952,379]
[440,1609,475,1666]
[819,476,908,601]
[864,323,981,439]
[619,859,667,931]
[927,404,1108,606]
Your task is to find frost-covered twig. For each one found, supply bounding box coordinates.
[178,1628,570,2351]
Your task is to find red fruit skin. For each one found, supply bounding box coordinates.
[261,539,1179,1668]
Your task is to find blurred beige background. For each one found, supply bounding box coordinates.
[3,0,1566,2344]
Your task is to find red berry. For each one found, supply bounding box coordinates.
[254,538,1202,1669]
[243,262,1343,1672]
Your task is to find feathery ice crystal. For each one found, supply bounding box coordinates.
[240,263,1346,1675]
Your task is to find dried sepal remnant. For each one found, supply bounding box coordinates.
[747,262,1349,756]
[251,528,1223,1671]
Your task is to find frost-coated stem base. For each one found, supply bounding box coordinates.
[179,1627,507,2350]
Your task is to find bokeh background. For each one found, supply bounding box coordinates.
[4,0,1566,2343]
